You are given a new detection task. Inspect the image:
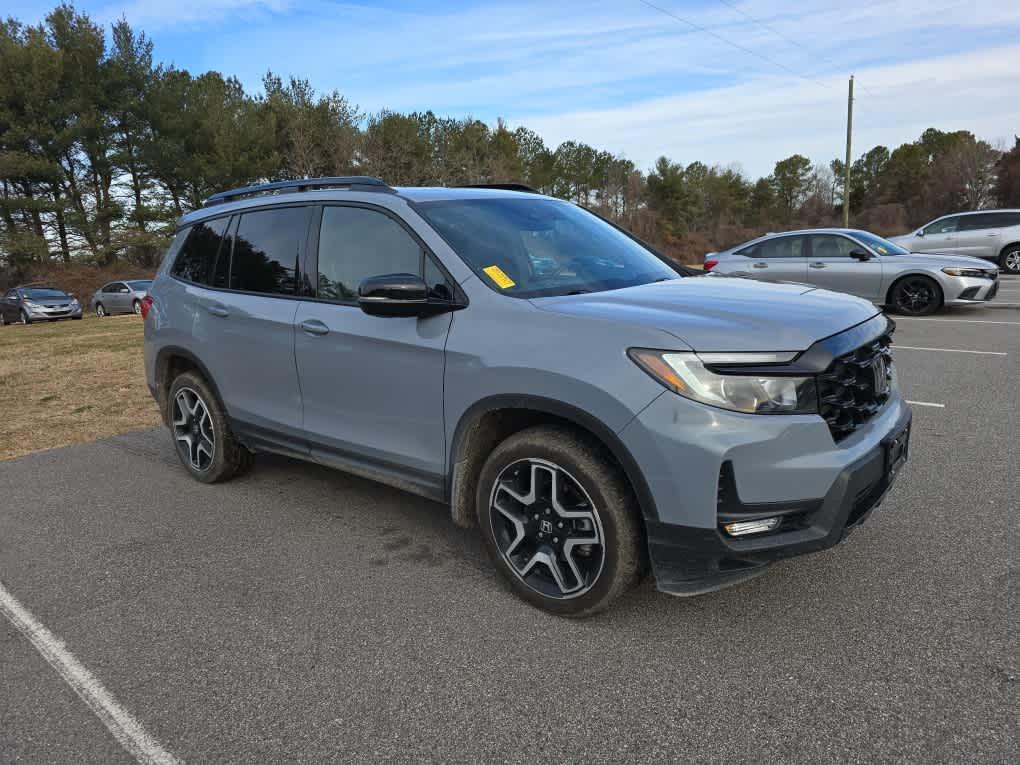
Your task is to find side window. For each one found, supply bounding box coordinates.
[958,214,996,231]
[171,217,230,285]
[317,206,423,302]
[210,219,234,289]
[924,217,958,235]
[424,255,455,302]
[758,236,806,258]
[999,212,1020,227]
[4,289,16,300]
[231,207,308,295]
[809,235,858,259]
[735,243,760,257]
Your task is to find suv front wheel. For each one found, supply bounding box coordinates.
[476,425,646,617]
[167,370,252,483]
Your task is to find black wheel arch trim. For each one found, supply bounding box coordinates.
[448,394,661,521]
[153,346,230,423]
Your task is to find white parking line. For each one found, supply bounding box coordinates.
[0,580,180,765]
[906,400,946,408]
[895,317,1020,325]
[894,345,1007,356]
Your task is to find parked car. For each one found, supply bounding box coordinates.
[144,177,911,617]
[0,284,82,325]
[704,228,1000,315]
[887,209,1020,273]
[92,279,153,316]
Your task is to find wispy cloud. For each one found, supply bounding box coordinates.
[11,0,1020,177]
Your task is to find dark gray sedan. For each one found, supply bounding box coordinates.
[92,280,152,316]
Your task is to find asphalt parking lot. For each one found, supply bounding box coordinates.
[2,277,1018,763]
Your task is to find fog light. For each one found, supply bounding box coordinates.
[723,517,780,536]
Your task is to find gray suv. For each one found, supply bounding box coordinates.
[888,209,1020,273]
[144,177,912,617]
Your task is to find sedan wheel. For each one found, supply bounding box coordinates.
[133,299,142,315]
[20,310,30,325]
[892,276,941,316]
[96,303,107,317]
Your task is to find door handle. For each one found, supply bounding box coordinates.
[986,233,997,237]
[300,319,329,336]
[809,262,827,269]
[752,262,768,269]
[207,305,229,317]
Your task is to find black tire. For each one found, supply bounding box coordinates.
[475,424,646,618]
[1001,245,1020,275]
[20,310,31,325]
[72,315,82,320]
[889,275,942,316]
[132,299,141,315]
[167,370,253,483]
[0,311,6,327]
[95,303,106,317]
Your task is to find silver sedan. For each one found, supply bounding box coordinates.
[92,280,152,316]
[704,228,1000,315]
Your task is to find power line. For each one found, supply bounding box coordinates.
[712,0,876,96]
[635,0,832,91]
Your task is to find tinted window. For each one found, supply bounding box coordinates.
[847,231,910,255]
[172,218,230,284]
[996,212,1020,227]
[924,217,957,235]
[317,206,422,302]
[752,236,806,258]
[809,235,858,258]
[210,220,233,289]
[423,255,455,301]
[231,207,307,294]
[22,288,68,299]
[958,213,999,231]
[416,198,679,298]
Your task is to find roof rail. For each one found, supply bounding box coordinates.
[457,183,540,194]
[204,176,395,207]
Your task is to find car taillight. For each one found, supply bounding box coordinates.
[140,295,153,319]
[704,259,718,272]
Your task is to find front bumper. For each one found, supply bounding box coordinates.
[27,306,82,319]
[944,275,999,304]
[620,392,912,596]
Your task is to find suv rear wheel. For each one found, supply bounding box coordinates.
[476,425,646,617]
[1001,244,1020,274]
[167,370,252,483]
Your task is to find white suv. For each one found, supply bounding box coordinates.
[889,210,1020,273]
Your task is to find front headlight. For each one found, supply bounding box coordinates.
[628,349,818,415]
[942,267,990,278]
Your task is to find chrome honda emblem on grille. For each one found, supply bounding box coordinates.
[872,355,891,396]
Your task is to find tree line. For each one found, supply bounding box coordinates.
[2,4,1018,276]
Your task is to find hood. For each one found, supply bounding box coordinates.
[531,277,880,352]
[891,252,996,269]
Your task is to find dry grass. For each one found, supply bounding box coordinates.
[0,315,161,460]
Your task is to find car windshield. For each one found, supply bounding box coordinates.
[852,231,911,256]
[416,197,682,298]
[127,280,152,290]
[21,288,68,299]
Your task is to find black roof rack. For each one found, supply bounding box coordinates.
[204,176,396,207]
[457,183,540,193]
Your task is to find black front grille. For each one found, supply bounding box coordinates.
[817,332,893,442]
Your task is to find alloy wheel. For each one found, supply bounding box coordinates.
[96,304,106,317]
[172,387,216,472]
[894,277,937,315]
[488,458,605,599]
[1005,250,1020,274]
[20,310,28,325]
[133,300,141,315]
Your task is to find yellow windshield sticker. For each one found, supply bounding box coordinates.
[483,265,515,289]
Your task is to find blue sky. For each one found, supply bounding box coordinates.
[9,1,1020,177]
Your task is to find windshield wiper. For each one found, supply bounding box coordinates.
[564,289,592,295]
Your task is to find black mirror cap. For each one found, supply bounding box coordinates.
[358,273,432,317]
[849,249,872,261]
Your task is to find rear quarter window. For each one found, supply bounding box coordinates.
[171,218,230,285]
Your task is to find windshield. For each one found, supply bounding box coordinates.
[127,280,152,290]
[416,198,681,298]
[852,231,910,256]
[21,288,69,300]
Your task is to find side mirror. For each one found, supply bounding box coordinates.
[119,287,130,293]
[915,229,925,237]
[358,273,437,318]
[849,249,872,261]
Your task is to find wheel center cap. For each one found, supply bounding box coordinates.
[540,519,553,534]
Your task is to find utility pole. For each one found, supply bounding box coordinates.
[843,75,854,228]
